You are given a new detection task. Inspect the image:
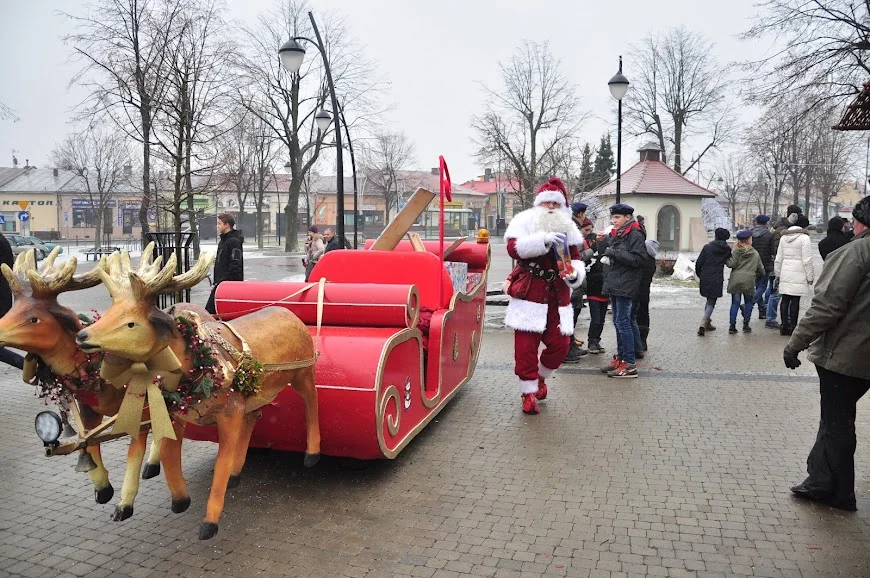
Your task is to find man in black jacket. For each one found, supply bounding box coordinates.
[751,215,775,320]
[600,203,647,378]
[818,216,850,261]
[205,213,244,314]
[0,232,23,369]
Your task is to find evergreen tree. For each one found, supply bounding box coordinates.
[592,134,615,189]
[576,142,595,195]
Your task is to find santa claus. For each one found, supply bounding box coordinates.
[504,177,585,415]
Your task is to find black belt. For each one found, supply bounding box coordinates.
[520,263,558,282]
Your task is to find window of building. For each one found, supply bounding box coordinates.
[0,212,17,233]
[73,207,112,228]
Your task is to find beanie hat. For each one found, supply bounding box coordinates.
[570,201,588,214]
[786,204,802,224]
[827,216,845,232]
[755,215,770,224]
[533,177,569,208]
[795,215,810,229]
[581,218,593,228]
[308,225,318,233]
[714,228,730,241]
[735,229,752,240]
[609,203,634,216]
[853,195,870,227]
[645,239,659,258]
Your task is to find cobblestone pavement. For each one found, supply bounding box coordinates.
[1,246,869,577]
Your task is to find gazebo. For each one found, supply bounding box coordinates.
[833,81,870,131]
[590,143,715,252]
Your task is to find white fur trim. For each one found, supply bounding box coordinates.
[566,225,583,247]
[513,232,548,258]
[533,190,567,207]
[565,260,586,289]
[558,304,574,336]
[504,208,535,241]
[519,379,539,394]
[538,362,555,379]
[505,298,548,333]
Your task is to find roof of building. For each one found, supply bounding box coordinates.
[834,81,870,131]
[590,159,716,199]
[0,167,78,193]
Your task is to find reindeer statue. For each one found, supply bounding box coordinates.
[76,247,321,540]
[0,248,162,506]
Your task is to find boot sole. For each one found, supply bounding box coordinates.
[608,372,638,378]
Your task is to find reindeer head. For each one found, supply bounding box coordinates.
[76,243,214,362]
[0,248,104,357]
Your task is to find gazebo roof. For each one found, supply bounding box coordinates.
[590,144,715,199]
[833,81,870,131]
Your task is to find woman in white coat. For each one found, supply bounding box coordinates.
[774,216,814,336]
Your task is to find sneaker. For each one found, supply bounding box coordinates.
[601,356,621,373]
[521,393,539,415]
[728,324,738,334]
[765,321,780,329]
[743,324,752,333]
[587,340,605,354]
[608,362,638,378]
[536,377,548,401]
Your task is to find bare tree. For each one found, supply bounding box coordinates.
[745,108,792,217]
[741,0,870,109]
[64,0,189,243]
[52,128,131,249]
[0,100,19,122]
[471,41,584,209]
[625,27,733,174]
[360,130,416,224]
[235,0,378,251]
[713,154,747,227]
[815,125,857,223]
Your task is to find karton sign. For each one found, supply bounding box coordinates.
[2,200,53,207]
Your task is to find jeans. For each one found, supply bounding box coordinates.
[801,365,870,509]
[729,292,753,325]
[704,297,717,319]
[766,284,781,322]
[754,274,771,313]
[611,296,641,364]
[780,295,801,328]
[587,299,608,342]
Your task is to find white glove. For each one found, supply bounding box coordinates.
[543,232,567,246]
[600,256,611,266]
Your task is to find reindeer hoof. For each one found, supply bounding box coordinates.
[171,496,191,514]
[94,484,114,504]
[303,452,321,468]
[111,505,133,521]
[227,474,241,489]
[198,522,219,540]
[141,462,161,480]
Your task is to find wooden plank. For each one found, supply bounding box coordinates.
[441,236,466,259]
[370,188,435,251]
[407,232,426,252]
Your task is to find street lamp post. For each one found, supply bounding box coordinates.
[279,11,346,244]
[608,56,630,205]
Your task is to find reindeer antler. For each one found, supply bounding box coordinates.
[97,242,214,302]
[1,247,105,298]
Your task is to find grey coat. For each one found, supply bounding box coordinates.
[789,229,870,380]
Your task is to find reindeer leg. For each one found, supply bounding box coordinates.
[79,405,113,504]
[291,368,321,467]
[199,394,245,540]
[160,422,190,514]
[227,412,259,489]
[141,429,162,480]
[111,429,149,521]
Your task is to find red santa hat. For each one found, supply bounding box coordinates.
[533,177,569,208]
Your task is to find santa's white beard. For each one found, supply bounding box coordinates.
[533,206,574,234]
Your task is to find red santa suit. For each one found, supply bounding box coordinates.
[504,178,585,414]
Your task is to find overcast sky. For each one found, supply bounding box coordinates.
[0,0,769,183]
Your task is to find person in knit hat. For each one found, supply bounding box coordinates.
[504,177,586,415]
[695,228,732,336]
[783,195,870,511]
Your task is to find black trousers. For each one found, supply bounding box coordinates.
[780,295,801,328]
[587,299,608,341]
[205,286,217,315]
[801,365,870,509]
[634,297,650,329]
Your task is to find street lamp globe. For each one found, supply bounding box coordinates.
[315,109,332,132]
[278,39,305,73]
[608,70,630,101]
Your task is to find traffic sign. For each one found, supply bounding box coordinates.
[17,211,30,222]
[0,216,6,225]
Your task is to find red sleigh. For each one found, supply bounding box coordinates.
[185,165,490,459]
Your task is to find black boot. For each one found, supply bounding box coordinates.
[728,324,738,334]
[639,326,649,351]
[780,324,790,336]
[587,339,605,354]
[563,341,587,363]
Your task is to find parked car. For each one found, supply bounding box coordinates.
[21,236,62,254]
[7,235,49,261]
